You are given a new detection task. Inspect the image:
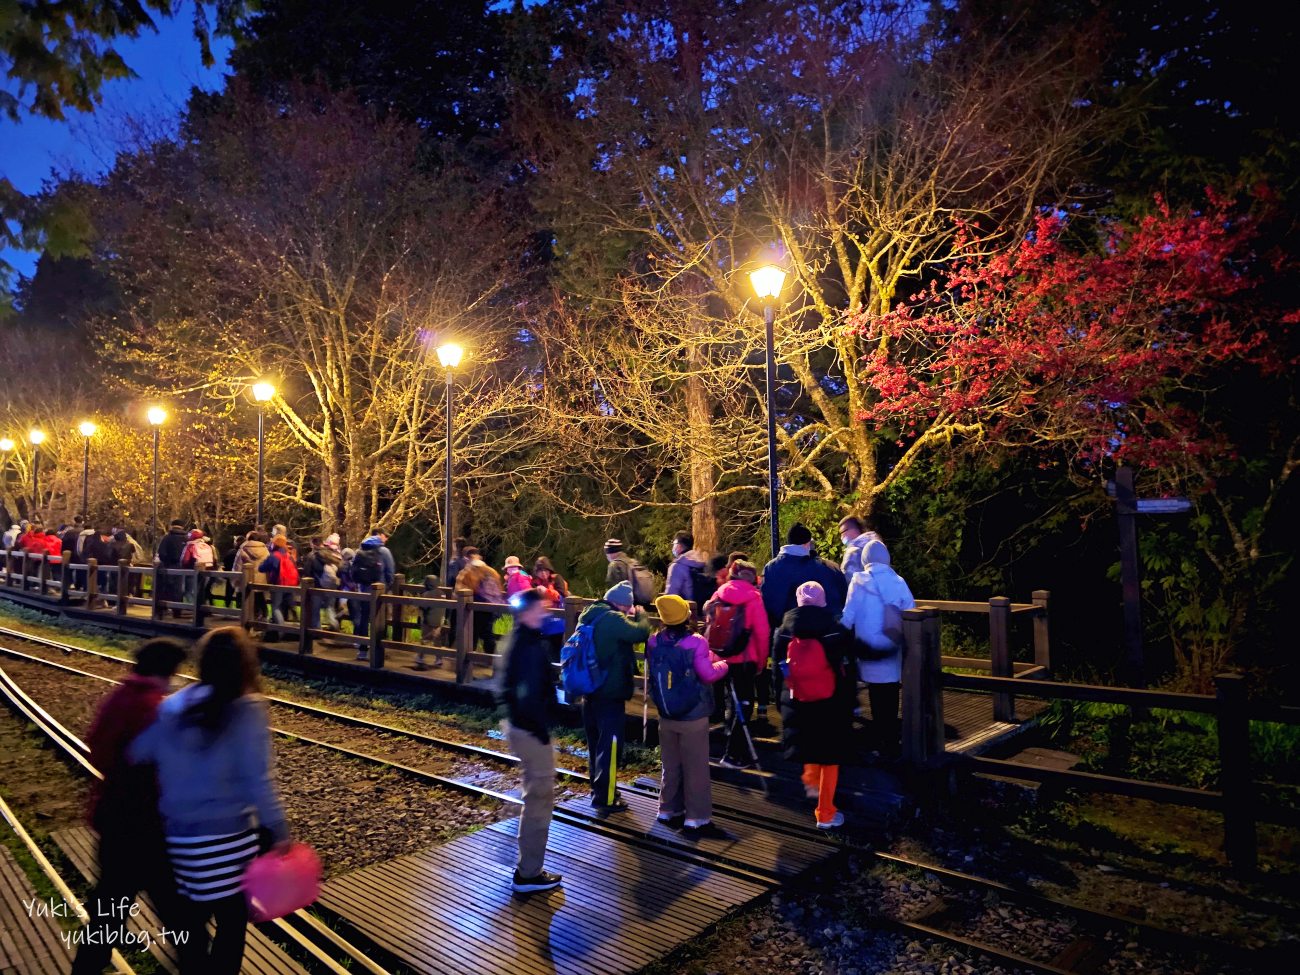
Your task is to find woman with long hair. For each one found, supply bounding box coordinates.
[130,627,290,973]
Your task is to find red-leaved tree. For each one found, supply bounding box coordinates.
[854,196,1296,492]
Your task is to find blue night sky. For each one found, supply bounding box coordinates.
[1,16,233,280]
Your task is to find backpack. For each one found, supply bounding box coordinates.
[688,565,717,611]
[648,632,705,721]
[350,548,384,585]
[855,596,905,661]
[560,622,605,697]
[706,598,750,658]
[276,553,300,587]
[629,562,655,607]
[786,636,838,702]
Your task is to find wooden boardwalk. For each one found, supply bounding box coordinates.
[317,803,836,975]
[52,827,305,975]
[0,848,70,975]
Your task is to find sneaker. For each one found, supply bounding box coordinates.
[592,800,629,815]
[512,870,562,894]
[816,812,845,830]
[682,821,732,841]
[355,652,369,662]
[656,813,685,830]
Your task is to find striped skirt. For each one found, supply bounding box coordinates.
[167,829,260,902]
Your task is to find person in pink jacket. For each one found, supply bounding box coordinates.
[702,560,770,768]
[503,556,534,596]
[649,595,729,838]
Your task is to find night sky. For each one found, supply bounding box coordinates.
[1,16,231,280]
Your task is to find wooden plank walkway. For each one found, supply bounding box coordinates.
[0,847,71,975]
[317,811,836,975]
[52,827,305,975]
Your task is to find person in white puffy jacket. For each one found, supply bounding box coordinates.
[839,538,914,758]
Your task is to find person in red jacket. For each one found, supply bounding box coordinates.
[72,638,187,975]
[42,528,63,561]
[702,560,770,768]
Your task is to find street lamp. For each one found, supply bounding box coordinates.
[436,342,464,586]
[147,407,166,543]
[78,421,97,520]
[251,381,276,527]
[28,429,45,517]
[750,262,787,561]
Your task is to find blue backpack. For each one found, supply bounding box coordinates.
[560,622,605,697]
[648,632,705,721]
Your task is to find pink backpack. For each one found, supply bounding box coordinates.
[242,843,322,922]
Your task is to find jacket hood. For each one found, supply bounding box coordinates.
[239,538,269,556]
[674,549,707,568]
[852,563,910,603]
[783,604,841,638]
[360,536,385,550]
[315,547,342,565]
[864,538,890,566]
[578,600,616,624]
[716,578,761,603]
[778,544,812,558]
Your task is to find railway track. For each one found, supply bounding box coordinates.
[0,622,1273,975]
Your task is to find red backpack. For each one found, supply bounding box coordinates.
[706,599,750,658]
[786,636,838,702]
[276,552,300,587]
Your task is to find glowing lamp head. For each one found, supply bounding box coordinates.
[750,264,787,301]
[252,381,276,403]
[436,342,464,370]
[0,438,14,452]
[146,407,167,427]
[28,429,46,446]
[78,421,98,438]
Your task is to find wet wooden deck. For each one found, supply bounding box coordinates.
[0,848,70,975]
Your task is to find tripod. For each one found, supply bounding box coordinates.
[720,673,760,768]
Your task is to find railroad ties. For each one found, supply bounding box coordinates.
[317,788,841,975]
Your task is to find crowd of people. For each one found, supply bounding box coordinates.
[495,516,916,895]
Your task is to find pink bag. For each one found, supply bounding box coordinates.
[242,843,322,922]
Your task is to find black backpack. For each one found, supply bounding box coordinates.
[688,565,717,610]
[350,548,384,585]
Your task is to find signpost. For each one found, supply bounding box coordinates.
[1109,467,1191,687]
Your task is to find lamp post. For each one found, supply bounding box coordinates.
[78,421,97,519]
[435,342,464,586]
[251,382,276,527]
[750,263,787,561]
[28,429,45,517]
[147,407,166,543]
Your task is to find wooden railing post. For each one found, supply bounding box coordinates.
[563,597,586,639]
[116,561,130,616]
[86,558,99,608]
[455,590,473,683]
[923,608,945,763]
[901,608,928,765]
[368,584,386,669]
[20,551,31,591]
[391,573,407,644]
[57,558,71,603]
[298,578,315,656]
[150,563,164,621]
[37,554,50,596]
[192,567,208,627]
[1215,673,1256,873]
[1032,590,1052,677]
[989,596,1014,722]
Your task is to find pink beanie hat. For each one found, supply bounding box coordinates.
[796,581,826,607]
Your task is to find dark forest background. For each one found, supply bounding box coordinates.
[2,1,1297,696]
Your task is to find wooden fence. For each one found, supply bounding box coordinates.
[897,608,1300,871]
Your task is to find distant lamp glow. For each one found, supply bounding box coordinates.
[436,342,464,370]
[0,438,13,452]
[252,381,276,403]
[146,406,167,427]
[28,429,46,446]
[750,264,787,301]
[78,420,98,437]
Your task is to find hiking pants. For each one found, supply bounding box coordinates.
[802,763,841,825]
[506,723,555,877]
[867,681,901,757]
[583,697,626,808]
[657,715,713,824]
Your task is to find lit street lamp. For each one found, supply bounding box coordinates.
[750,262,787,561]
[436,342,464,586]
[28,429,46,517]
[252,381,276,527]
[78,421,97,519]
[147,407,166,542]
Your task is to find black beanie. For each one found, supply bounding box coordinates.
[786,523,813,546]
